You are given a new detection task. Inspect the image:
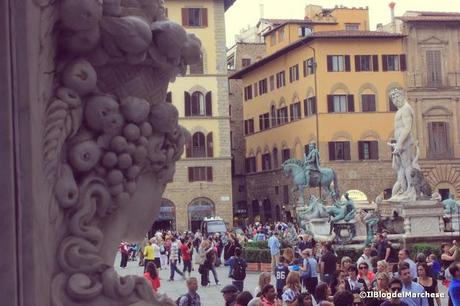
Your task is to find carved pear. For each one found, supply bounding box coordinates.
[68,140,102,172]
[100,16,152,54]
[62,59,97,96]
[60,0,102,31]
[149,103,178,133]
[120,97,150,123]
[54,164,79,208]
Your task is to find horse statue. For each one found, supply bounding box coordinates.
[282,158,339,202]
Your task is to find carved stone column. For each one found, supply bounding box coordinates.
[2,0,202,305]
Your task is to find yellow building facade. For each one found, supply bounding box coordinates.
[153,0,234,232]
[231,7,406,222]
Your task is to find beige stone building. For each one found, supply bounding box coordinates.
[152,0,235,232]
[227,42,266,226]
[400,12,460,199]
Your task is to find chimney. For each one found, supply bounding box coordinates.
[259,3,264,19]
[389,2,396,22]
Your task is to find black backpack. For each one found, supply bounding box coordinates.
[232,258,246,280]
[176,293,192,306]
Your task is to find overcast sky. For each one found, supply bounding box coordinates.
[224,0,460,47]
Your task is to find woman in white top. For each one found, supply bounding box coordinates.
[152,238,161,269]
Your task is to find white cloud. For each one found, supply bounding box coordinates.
[224,0,460,47]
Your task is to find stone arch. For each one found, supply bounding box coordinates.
[152,198,177,231]
[248,148,255,157]
[187,85,208,95]
[263,144,270,153]
[425,165,460,197]
[331,130,353,142]
[280,140,289,149]
[360,130,381,141]
[293,137,303,159]
[291,91,301,103]
[189,126,209,135]
[270,101,277,127]
[423,106,453,118]
[187,197,215,231]
[330,82,350,94]
[358,83,379,111]
[256,146,263,155]
[278,97,287,108]
[305,86,315,98]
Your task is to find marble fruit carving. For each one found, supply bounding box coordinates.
[44,1,200,305]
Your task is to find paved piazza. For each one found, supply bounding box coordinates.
[115,253,263,305]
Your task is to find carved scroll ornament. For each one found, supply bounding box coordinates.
[44,1,201,305]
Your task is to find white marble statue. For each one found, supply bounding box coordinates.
[387,88,421,202]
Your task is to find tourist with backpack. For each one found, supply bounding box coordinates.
[225,247,247,292]
[177,277,201,306]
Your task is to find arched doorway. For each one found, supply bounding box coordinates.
[263,199,272,222]
[188,198,215,232]
[151,198,176,233]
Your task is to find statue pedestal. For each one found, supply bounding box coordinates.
[379,200,444,237]
[444,215,460,231]
[307,218,330,237]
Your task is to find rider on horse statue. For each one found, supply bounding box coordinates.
[304,143,321,186]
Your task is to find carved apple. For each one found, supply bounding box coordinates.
[56,87,81,108]
[60,27,101,54]
[68,140,102,172]
[120,96,150,123]
[60,0,103,31]
[85,95,120,132]
[62,59,97,96]
[149,103,178,133]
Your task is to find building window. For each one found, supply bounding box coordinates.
[191,132,206,157]
[182,8,208,27]
[270,32,277,46]
[282,148,291,163]
[253,82,258,97]
[289,102,301,121]
[244,119,254,135]
[244,85,253,101]
[242,58,251,67]
[188,166,213,182]
[245,157,257,173]
[304,96,317,117]
[382,54,406,72]
[166,92,172,103]
[276,71,286,88]
[259,113,270,131]
[283,185,289,204]
[355,55,378,72]
[275,186,279,194]
[358,141,379,160]
[327,55,350,72]
[271,105,277,127]
[427,122,450,159]
[361,94,376,112]
[269,75,275,91]
[298,26,311,37]
[262,153,271,171]
[259,78,268,95]
[345,23,360,30]
[327,95,354,113]
[289,64,299,83]
[272,147,279,168]
[191,92,205,116]
[426,50,442,87]
[277,106,289,125]
[328,141,351,161]
[227,54,235,70]
[279,28,285,41]
[303,58,315,77]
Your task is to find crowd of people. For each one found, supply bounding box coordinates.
[117,223,460,306]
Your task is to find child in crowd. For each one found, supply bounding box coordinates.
[144,262,160,293]
[275,256,290,299]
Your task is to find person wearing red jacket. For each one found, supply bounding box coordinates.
[144,262,160,293]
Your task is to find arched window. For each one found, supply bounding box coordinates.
[151,198,176,232]
[192,132,206,157]
[271,105,277,127]
[191,92,205,116]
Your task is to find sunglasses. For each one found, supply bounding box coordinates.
[359,266,368,269]
[390,287,401,292]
